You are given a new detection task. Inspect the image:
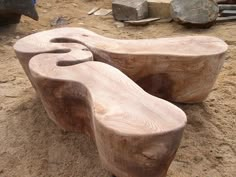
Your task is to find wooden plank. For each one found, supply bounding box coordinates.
[124,17,160,25]
[93,8,112,16]
[87,7,100,15]
[217,15,236,22]
[221,10,236,16]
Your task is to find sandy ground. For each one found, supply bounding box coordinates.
[0,0,235,177]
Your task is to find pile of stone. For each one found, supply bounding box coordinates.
[112,0,171,25]
[112,0,236,27]
[112,0,221,27]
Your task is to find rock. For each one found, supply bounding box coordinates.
[114,21,125,28]
[147,0,171,19]
[112,0,148,21]
[50,16,71,27]
[170,0,219,27]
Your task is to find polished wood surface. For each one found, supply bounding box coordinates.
[14,27,228,103]
[14,39,187,177]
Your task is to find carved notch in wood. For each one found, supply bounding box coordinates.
[14,28,228,103]
[14,30,188,177]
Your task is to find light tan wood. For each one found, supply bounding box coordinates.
[14,27,228,103]
[14,40,186,177]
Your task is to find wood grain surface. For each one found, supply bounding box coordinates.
[14,37,187,177]
[14,27,228,103]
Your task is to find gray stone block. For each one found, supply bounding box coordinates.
[112,0,148,21]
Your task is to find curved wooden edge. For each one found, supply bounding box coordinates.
[28,45,186,177]
[15,43,93,89]
[14,27,228,103]
[14,27,228,56]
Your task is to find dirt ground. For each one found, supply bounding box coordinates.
[0,0,235,177]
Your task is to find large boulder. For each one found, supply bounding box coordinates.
[170,0,219,27]
[112,0,148,21]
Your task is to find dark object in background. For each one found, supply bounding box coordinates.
[217,0,236,4]
[0,0,38,25]
[0,12,21,25]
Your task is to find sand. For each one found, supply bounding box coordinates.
[0,0,235,177]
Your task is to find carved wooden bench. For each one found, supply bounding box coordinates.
[14,28,228,103]
[13,28,227,177]
[14,39,186,177]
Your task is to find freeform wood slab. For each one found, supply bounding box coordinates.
[14,28,228,103]
[14,39,187,177]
